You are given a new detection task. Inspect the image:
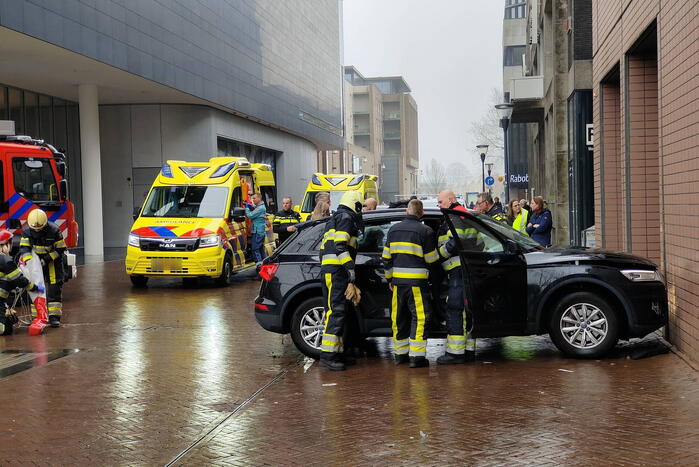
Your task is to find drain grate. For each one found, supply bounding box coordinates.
[0,349,81,379]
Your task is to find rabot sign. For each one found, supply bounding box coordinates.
[510,173,529,188]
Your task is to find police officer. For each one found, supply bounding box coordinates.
[319,191,364,371]
[476,192,507,223]
[272,197,301,245]
[382,199,439,368]
[435,190,483,364]
[19,209,66,328]
[0,230,43,335]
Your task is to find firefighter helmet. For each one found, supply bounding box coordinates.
[0,230,12,245]
[27,209,48,231]
[339,191,364,214]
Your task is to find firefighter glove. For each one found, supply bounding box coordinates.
[5,308,18,325]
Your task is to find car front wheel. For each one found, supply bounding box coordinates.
[549,291,619,358]
[290,297,325,359]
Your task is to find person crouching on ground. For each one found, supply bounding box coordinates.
[0,229,44,335]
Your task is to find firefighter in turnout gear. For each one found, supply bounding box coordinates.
[272,197,301,245]
[382,199,439,368]
[319,191,364,371]
[0,230,44,335]
[19,209,66,328]
[436,190,483,364]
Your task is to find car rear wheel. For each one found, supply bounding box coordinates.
[549,291,619,358]
[290,297,325,359]
[130,275,149,287]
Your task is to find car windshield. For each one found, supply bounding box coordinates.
[301,190,351,212]
[12,158,60,202]
[473,212,544,252]
[141,186,229,218]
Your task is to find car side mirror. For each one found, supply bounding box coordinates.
[7,218,21,230]
[504,240,520,255]
[59,179,69,200]
[231,207,247,221]
[133,206,141,220]
[293,205,301,213]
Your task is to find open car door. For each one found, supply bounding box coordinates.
[441,209,528,337]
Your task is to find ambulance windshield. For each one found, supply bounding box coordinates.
[12,158,60,203]
[142,186,229,218]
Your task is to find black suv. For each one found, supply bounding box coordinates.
[255,208,667,359]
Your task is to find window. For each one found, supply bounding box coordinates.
[261,186,277,213]
[141,186,229,218]
[446,214,503,253]
[12,158,60,202]
[505,0,526,19]
[357,221,400,253]
[231,187,242,209]
[504,46,526,67]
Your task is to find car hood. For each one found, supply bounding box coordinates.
[524,247,657,268]
[130,217,223,238]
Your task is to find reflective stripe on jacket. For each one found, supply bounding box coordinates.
[382,215,437,285]
[320,206,360,273]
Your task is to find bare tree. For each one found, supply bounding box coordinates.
[469,88,505,152]
[419,158,448,194]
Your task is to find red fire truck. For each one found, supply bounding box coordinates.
[0,121,78,248]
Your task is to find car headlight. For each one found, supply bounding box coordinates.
[199,235,220,248]
[128,234,140,247]
[621,269,662,282]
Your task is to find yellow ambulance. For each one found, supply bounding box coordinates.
[296,173,379,220]
[126,157,276,287]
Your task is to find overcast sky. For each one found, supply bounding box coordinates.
[342,0,504,179]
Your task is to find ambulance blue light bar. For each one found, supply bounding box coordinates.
[161,163,173,177]
[211,162,236,178]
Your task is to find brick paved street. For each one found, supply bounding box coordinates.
[0,261,697,465]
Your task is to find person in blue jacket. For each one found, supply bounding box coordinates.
[526,196,552,247]
[245,192,267,263]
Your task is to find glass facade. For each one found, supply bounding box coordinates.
[0,83,83,245]
[0,1,344,147]
[505,0,527,19]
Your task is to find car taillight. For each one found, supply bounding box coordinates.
[255,303,270,311]
[259,263,279,281]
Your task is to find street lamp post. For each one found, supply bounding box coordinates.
[476,144,489,193]
[495,103,514,205]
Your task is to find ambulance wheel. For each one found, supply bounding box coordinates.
[130,275,149,287]
[216,255,233,287]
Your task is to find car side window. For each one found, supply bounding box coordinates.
[357,221,400,253]
[446,213,503,253]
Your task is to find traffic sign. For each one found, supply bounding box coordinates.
[485,176,495,186]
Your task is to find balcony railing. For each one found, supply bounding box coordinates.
[383,112,401,120]
[384,132,401,140]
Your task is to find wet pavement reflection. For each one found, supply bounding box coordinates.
[0,261,696,465]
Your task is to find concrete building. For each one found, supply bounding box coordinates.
[343,66,419,202]
[509,0,594,246]
[502,0,532,203]
[591,0,699,365]
[0,0,343,258]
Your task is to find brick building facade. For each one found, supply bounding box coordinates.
[592,0,699,364]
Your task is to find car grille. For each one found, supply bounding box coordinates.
[140,237,199,252]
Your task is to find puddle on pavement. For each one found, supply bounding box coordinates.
[0,349,81,379]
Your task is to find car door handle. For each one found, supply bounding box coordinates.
[487,258,500,265]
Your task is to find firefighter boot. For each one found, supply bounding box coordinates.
[394,354,409,365]
[49,315,60,328]
[409,356,429,368]
[437,352,467,365]
[319,352,346,371]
